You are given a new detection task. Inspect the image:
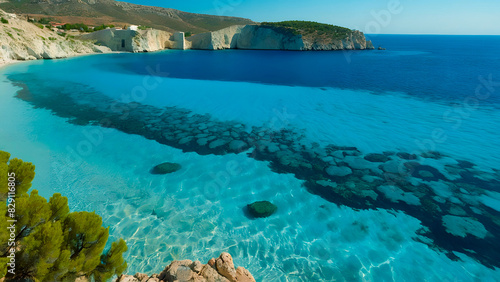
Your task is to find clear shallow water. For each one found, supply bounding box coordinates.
[1,35,500,281]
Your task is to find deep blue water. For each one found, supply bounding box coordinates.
[109,35,500,105]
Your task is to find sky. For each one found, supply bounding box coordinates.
[119,0,500,35]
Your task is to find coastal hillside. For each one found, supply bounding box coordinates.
[187,22,374,51]
[0,0,255,33]
[0,8,110,65]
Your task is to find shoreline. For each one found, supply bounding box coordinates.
[0,59,24,70]
[0,45,376,71]
[0,51,123,71]
[0,46,377,72]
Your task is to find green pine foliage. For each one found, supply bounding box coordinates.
[0,151,128,281]
[37,18,54,25]
[260,20,352,38]
[94,239,128,282]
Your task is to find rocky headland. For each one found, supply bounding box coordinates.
[116,253,255,282]
[187,23,374,51]
[80,22,374,52]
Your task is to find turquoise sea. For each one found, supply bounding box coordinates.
[1,35,500,281]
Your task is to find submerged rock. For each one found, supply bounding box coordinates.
[377,185,421,206]
[344,156,377,170]
[410,165,446,181]
[457,160,475,169]
[228,140,248,152]
[421,151,443,159]
[364,153,389,163]
[151,162,182,174]
[209,139,228,149]
[197,138,209,146]
[325,166,353,177]
[247,201,277,218]
[442,215,488,239]
[381,160,407,174]
[397,152,417,160]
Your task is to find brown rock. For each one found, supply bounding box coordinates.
[207,258,216,268]
[191,260,204,272]
[116,274,140,282]
[235,267,255,282]
[200,264,230,282]
[191,273,208,282]
[159,259,196,282]
[215,253,237,282]
[134,273,149,282]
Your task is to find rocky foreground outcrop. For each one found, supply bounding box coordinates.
[187,24,374,51]
[116,253,255,282]
[0,9,110,65]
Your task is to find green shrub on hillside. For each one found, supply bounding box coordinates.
[93,24,115,32]
[260,20,352,38]
[34,23,44,29]
[60,23,90,32]
[0,151,128,281]
[37,17,54,25]
[1,17,8,24]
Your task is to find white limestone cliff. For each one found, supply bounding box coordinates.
[0,9,110,66]
[80,28,174,52]
[132,29,173,52]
